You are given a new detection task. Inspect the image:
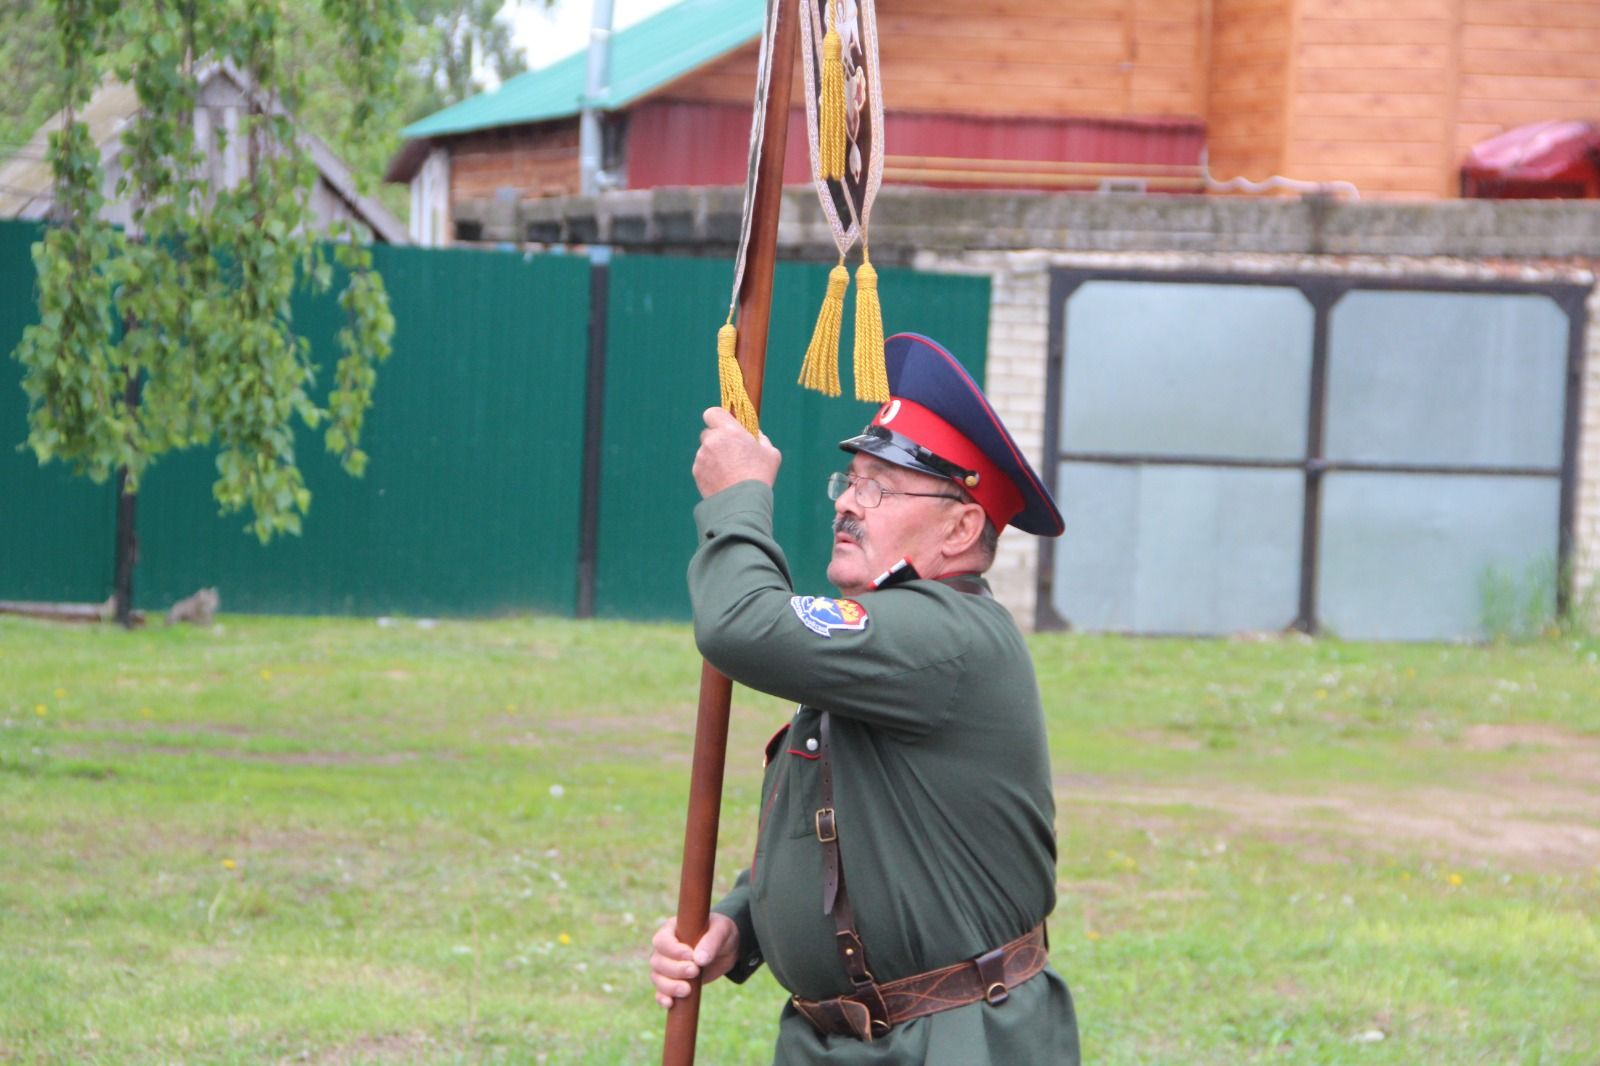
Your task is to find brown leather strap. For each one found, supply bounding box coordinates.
[792,923,1049,1041]
[817,712,878,995]
[802,572,1015,1042]
[818,710,840,916]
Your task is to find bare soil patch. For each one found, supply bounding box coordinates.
[1457,722,1598,754]
[1060,726,1600,870]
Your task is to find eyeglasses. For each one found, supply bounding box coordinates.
[826,471,964,509]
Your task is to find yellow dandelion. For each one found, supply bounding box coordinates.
[558,932,572,945]
[1399,871,1411,882]
[1314,688,1329,699]
[259,669,272,681]
[222,858,237,871]
[53,688,66,699]
[33,704,47,717]
[1447,872,1463,887]
[1403,667,1417,679]
[140,707,153,719]
[1085,930,1101,941]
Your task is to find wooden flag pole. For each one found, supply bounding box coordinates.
[662,3,799,1065]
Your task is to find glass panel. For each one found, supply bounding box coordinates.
[1053,462,1304,634]
[1317,472,1561,641]
[1061,281,1313,460]
[1326,291,1568,468]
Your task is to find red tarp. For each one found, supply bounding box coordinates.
[1460,119,1600,199]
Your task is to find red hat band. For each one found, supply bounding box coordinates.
[872,398,1026,530]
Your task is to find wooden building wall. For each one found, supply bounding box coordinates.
[1205,0,1295,185]
[1209,0,1600,199]
[655,0,1209,120]
[450,120,581,201]
[1282,0,1459,199]
[433,0,1600,212]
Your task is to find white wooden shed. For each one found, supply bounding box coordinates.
[0,62,406,244]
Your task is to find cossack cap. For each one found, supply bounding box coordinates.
[838,333,1064,537]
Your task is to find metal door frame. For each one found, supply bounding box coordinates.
[1036,268,1590,634]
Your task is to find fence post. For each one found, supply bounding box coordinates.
[576,253,610,618]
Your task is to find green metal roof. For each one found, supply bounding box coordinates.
[403,0,762,140]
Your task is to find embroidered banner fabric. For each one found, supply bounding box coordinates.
[727,0,784,319]
[799,0,884,258]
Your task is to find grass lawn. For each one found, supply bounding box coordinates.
[1,614,1597,1064]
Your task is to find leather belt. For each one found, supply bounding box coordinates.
[791,923,1048,1041]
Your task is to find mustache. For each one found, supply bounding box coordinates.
[833,515,866,543]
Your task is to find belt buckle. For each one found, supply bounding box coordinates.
[974,945,1010,1006]
[815,807,837,843]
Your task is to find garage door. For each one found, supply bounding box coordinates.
[1039,272,1584,640]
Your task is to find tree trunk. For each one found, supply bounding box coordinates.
[112,371,141,629]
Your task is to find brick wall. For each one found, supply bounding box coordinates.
[913,247,1600,631]
[912,252,1054,627]
[1579,285,1600,622]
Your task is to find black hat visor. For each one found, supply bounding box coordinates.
[838,425,973,485]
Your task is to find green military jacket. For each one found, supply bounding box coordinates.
[690,482,1079,1065]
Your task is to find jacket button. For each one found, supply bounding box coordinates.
[805,737,819,752]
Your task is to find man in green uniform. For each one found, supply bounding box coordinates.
[650,333,1079,1064]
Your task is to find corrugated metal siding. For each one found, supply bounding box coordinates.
[0,221,118,603]
[2,223,989,620]
[595,254,991,620]
[887,112,1206,166]
[626,101,814,189]
[0,225,591,617]
[130,245,591,617]
[626,102,1205,193]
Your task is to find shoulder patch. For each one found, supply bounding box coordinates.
[789,595,870,638]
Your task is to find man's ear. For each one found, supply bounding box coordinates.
[942,502,987,558]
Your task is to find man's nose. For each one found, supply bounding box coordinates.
[834,480,861,517]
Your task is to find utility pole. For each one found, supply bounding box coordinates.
[579,0,615,196]
[576,0,617,617]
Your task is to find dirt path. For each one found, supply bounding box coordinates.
[1059,725,1600,870]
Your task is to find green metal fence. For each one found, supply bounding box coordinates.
[596,255,991,620]
[0,222,119,604]
[0,220,991,619]
[2,228,593,617]
[129,244,592,617]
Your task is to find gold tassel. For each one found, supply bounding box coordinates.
[799,260,848,397]
[818,0,846,182]
[718,318,760,435]
[853,253,887,403]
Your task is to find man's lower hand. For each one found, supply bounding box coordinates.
[649,912,740,1009]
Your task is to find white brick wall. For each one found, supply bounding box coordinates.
[914,248,1600,632]
[911,251,1052,627]
[1576,286,1600,623]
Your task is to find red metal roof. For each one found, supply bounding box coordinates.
[1461,120,1600,199]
